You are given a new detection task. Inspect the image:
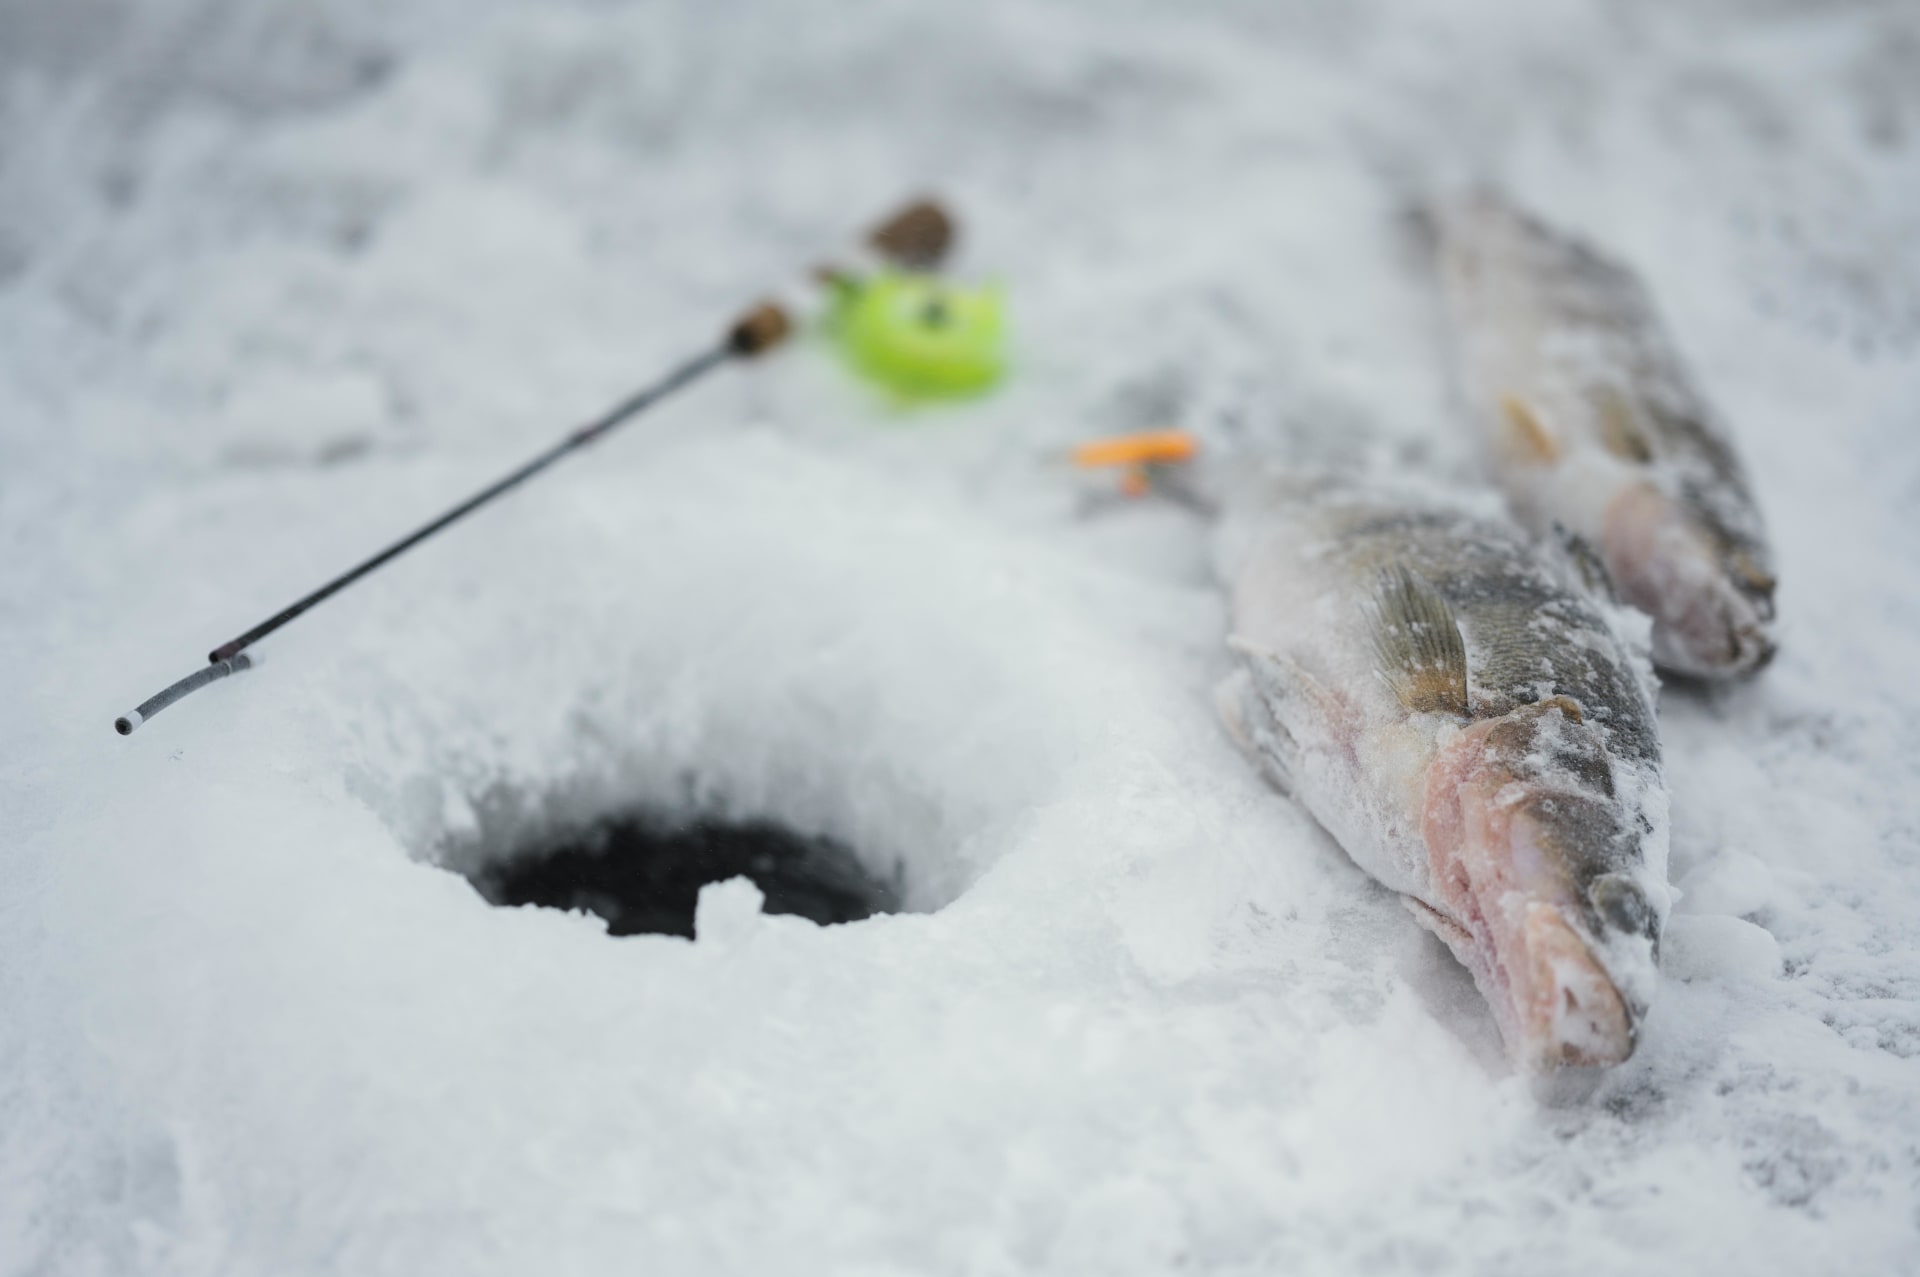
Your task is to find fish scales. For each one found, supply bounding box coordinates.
[1310,504,1660,763]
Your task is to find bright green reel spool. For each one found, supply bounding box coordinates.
[829,269,1007,401]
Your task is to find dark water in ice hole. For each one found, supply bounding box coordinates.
[478,813,902,938]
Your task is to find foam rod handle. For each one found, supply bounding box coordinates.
[728,301,793,357]
[867,198,954,269]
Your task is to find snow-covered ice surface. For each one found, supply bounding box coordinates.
[4,0,1919,1272]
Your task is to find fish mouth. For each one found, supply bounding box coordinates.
[1417,720,1655,1071]
[1603,482,1776,678]
[1511,899,1634,1069]
[1644,573,1774,679]
[1404,894,1636,1069]
[1408,896,1641,1072]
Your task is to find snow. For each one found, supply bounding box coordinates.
[691,877,764,945]
[3,0,1919,1273]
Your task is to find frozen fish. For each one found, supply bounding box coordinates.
[1428,191,1776,678]
[1216,473,1669,1071]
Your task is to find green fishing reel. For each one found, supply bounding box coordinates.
[827,269,1007,401]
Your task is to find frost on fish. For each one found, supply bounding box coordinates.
[1426,190,1777,679]
[1215,473,1670,1072]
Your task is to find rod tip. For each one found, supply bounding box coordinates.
[115,710,142,736]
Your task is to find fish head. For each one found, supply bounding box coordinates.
[1602,480,1776,677]
[1425,700,1662,1071]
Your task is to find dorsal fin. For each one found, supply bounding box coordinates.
[1370,565,1470,717]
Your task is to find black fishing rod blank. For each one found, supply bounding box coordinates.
[202,339,740,667]
[116,200,953,736]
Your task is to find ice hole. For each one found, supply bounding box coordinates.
[452,804,907,938]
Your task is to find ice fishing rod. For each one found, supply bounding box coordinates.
[115,198,955,736]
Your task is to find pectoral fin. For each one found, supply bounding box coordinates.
[1226,636,1343,720]
[1222,638,1347,795]
[1213,668,1257,752]
[1370,566,1470,718]
[1215,663,1299,794]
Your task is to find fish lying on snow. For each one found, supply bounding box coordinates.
[1214,473,1670,1071]
[1426,190,1777,679]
